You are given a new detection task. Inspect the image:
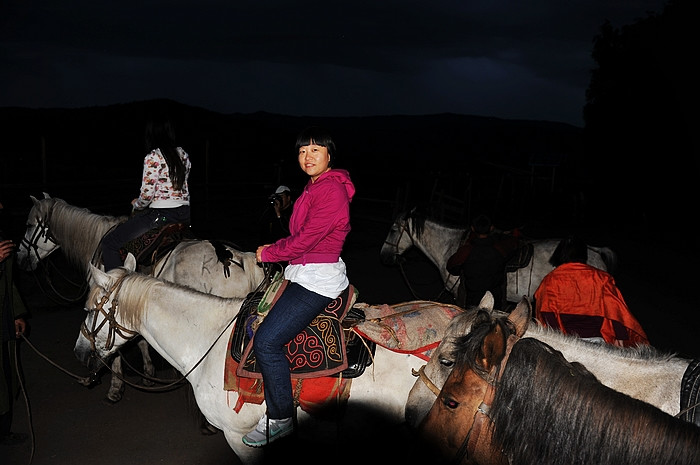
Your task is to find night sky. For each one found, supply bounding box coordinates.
[0,0,668,127]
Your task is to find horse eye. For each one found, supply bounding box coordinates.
[442,398,460,409]
[439,358,454,368]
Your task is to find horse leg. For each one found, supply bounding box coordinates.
[106,356,125,403]
[137,339,156,387]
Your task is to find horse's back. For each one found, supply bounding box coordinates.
[506,239,616,302]
[154,240,264,297]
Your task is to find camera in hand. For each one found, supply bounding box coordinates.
[268,193,282,205]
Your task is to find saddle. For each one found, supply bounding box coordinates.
[505,242,534,273]
[119,222,194,268]
[680,358,700,426]
[230,280,372,379]
[224,281,374,417]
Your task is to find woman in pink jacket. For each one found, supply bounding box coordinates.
[243,126,355,447]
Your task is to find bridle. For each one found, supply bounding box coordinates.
[19,203,89,303]
[80,270,242,391]
[384,215,458,300]
[19,206,60,268]
[382,215,414,262]
[79,273,136,354]
[449,333,518,465]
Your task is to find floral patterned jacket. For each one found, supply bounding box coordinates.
[133,147,190,210]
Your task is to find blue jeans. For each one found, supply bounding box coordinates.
[253,282,332,419]
[101,205,190,271]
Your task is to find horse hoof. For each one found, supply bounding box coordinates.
[103,396,121,405]
[200,422,219,435]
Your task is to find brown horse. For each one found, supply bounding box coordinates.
[418,303,700,465]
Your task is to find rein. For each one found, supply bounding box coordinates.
[20,205,88,303]
[386,216,455,301]
[412,365,441,396]
[453,333,517,465]
[81,266,276,392]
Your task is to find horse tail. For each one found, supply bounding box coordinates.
[598,247,618,275]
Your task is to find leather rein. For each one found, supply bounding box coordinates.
[80,271,241,391]
[383,216,458,301]
[20,206,89,303]
[450,333,518,465]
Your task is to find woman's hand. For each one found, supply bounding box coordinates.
[0,239,15,262]
[256,245,270,262]
[15,318,26,338]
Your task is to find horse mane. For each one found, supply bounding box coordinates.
[87,267,160,328]
[488,337,700,465]
[47,197,126,273]
[88,266,247,329]
[444,306,678,367]
[404,206,466,241]
[594,245,618,274]
[451,310,512,378]
[530,320,678,362]
[404,207,427,238]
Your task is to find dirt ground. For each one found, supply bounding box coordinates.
[4,214,697,465]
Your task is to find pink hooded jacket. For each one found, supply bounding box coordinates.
[260,169,355,265]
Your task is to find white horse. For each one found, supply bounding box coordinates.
[17,193,265,403]
[405,292,700,430]
[380,209,617,303]
[75,255,426,464]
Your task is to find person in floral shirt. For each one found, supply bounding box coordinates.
[101,111,191,271]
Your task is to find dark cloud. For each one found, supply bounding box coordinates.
[0,0,668,126]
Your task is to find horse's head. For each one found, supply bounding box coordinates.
[416,301,530,465]
[380,211,411,265]
[380,208,430,266]
[74,254,139,372]
[405,292,531,429]
[17,192,61,271]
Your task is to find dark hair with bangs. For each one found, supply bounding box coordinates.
[295,126,336,163]
[549,234,588,267]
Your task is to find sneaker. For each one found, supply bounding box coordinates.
[242,414,293,447]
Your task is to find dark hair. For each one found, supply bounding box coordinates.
[549,235,588,267]
[145,111,186,190]
[295,126,336,165]
[471,214,493,235]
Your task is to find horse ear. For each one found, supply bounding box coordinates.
[478,323,508,371]
[124,253,137,271]
[507,297,531,337]
[479,291,495,311]
[89,263,111,289]
[43,192,51,199]
[31,195,39,206]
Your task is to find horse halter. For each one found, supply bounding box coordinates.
[19,206,59,266]
[80,273,138,355]
[451,332,519,465]
[383,215,415,261]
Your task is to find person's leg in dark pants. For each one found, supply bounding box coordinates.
[253,283,332,420]
[101,210,158,271]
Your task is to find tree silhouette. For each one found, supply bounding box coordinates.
[583,0,696,233]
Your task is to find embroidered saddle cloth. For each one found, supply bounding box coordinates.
[351,300,465,361]
[224,280,363,416]
[119,222,193,268]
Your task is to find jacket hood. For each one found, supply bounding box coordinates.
[316,169,355,202]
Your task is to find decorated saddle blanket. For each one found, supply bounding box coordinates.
[234,281,360,379]
[351,301,465,361]
[119,222,193,268]
[223,279,363,416]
